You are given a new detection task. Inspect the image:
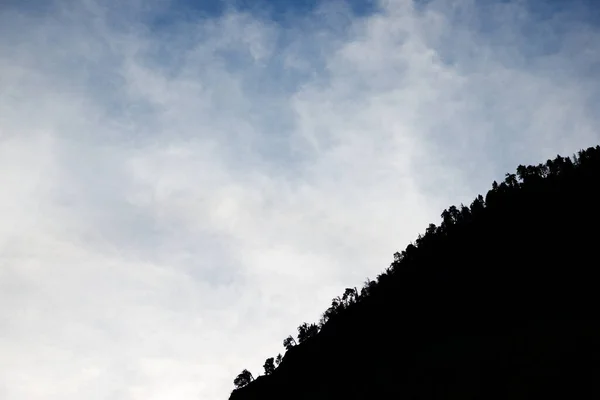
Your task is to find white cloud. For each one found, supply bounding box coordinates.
[1,0,599,399]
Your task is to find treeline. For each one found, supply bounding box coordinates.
[231,145,600,397]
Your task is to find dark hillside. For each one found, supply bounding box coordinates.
[229,145,600,400]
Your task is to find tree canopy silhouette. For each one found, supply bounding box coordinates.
[233,369,253,390]
[282,335,296,351]
[297,323,319,344]
[262,358,275,376]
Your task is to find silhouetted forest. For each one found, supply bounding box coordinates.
[230,145,600,399]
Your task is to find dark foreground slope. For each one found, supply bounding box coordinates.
[230,146,600,400]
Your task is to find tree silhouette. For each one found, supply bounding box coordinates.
[233,369,253,389]
[360,278,376,298]
[263,357,275,375]
[341,287,358,306]
[297,322,319,344]
[283,335,297,351]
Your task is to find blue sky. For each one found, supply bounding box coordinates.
[1,0,600,399]
[151,0,379,24]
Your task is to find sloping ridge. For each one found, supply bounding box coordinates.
[230,145,600,400]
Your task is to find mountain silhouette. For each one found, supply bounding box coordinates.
[230,145,600,400]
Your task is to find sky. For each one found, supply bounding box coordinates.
[1,0,599,399]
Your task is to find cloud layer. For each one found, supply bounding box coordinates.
[2,0,600,399]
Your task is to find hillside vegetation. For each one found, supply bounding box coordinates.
[230,145,600,400]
